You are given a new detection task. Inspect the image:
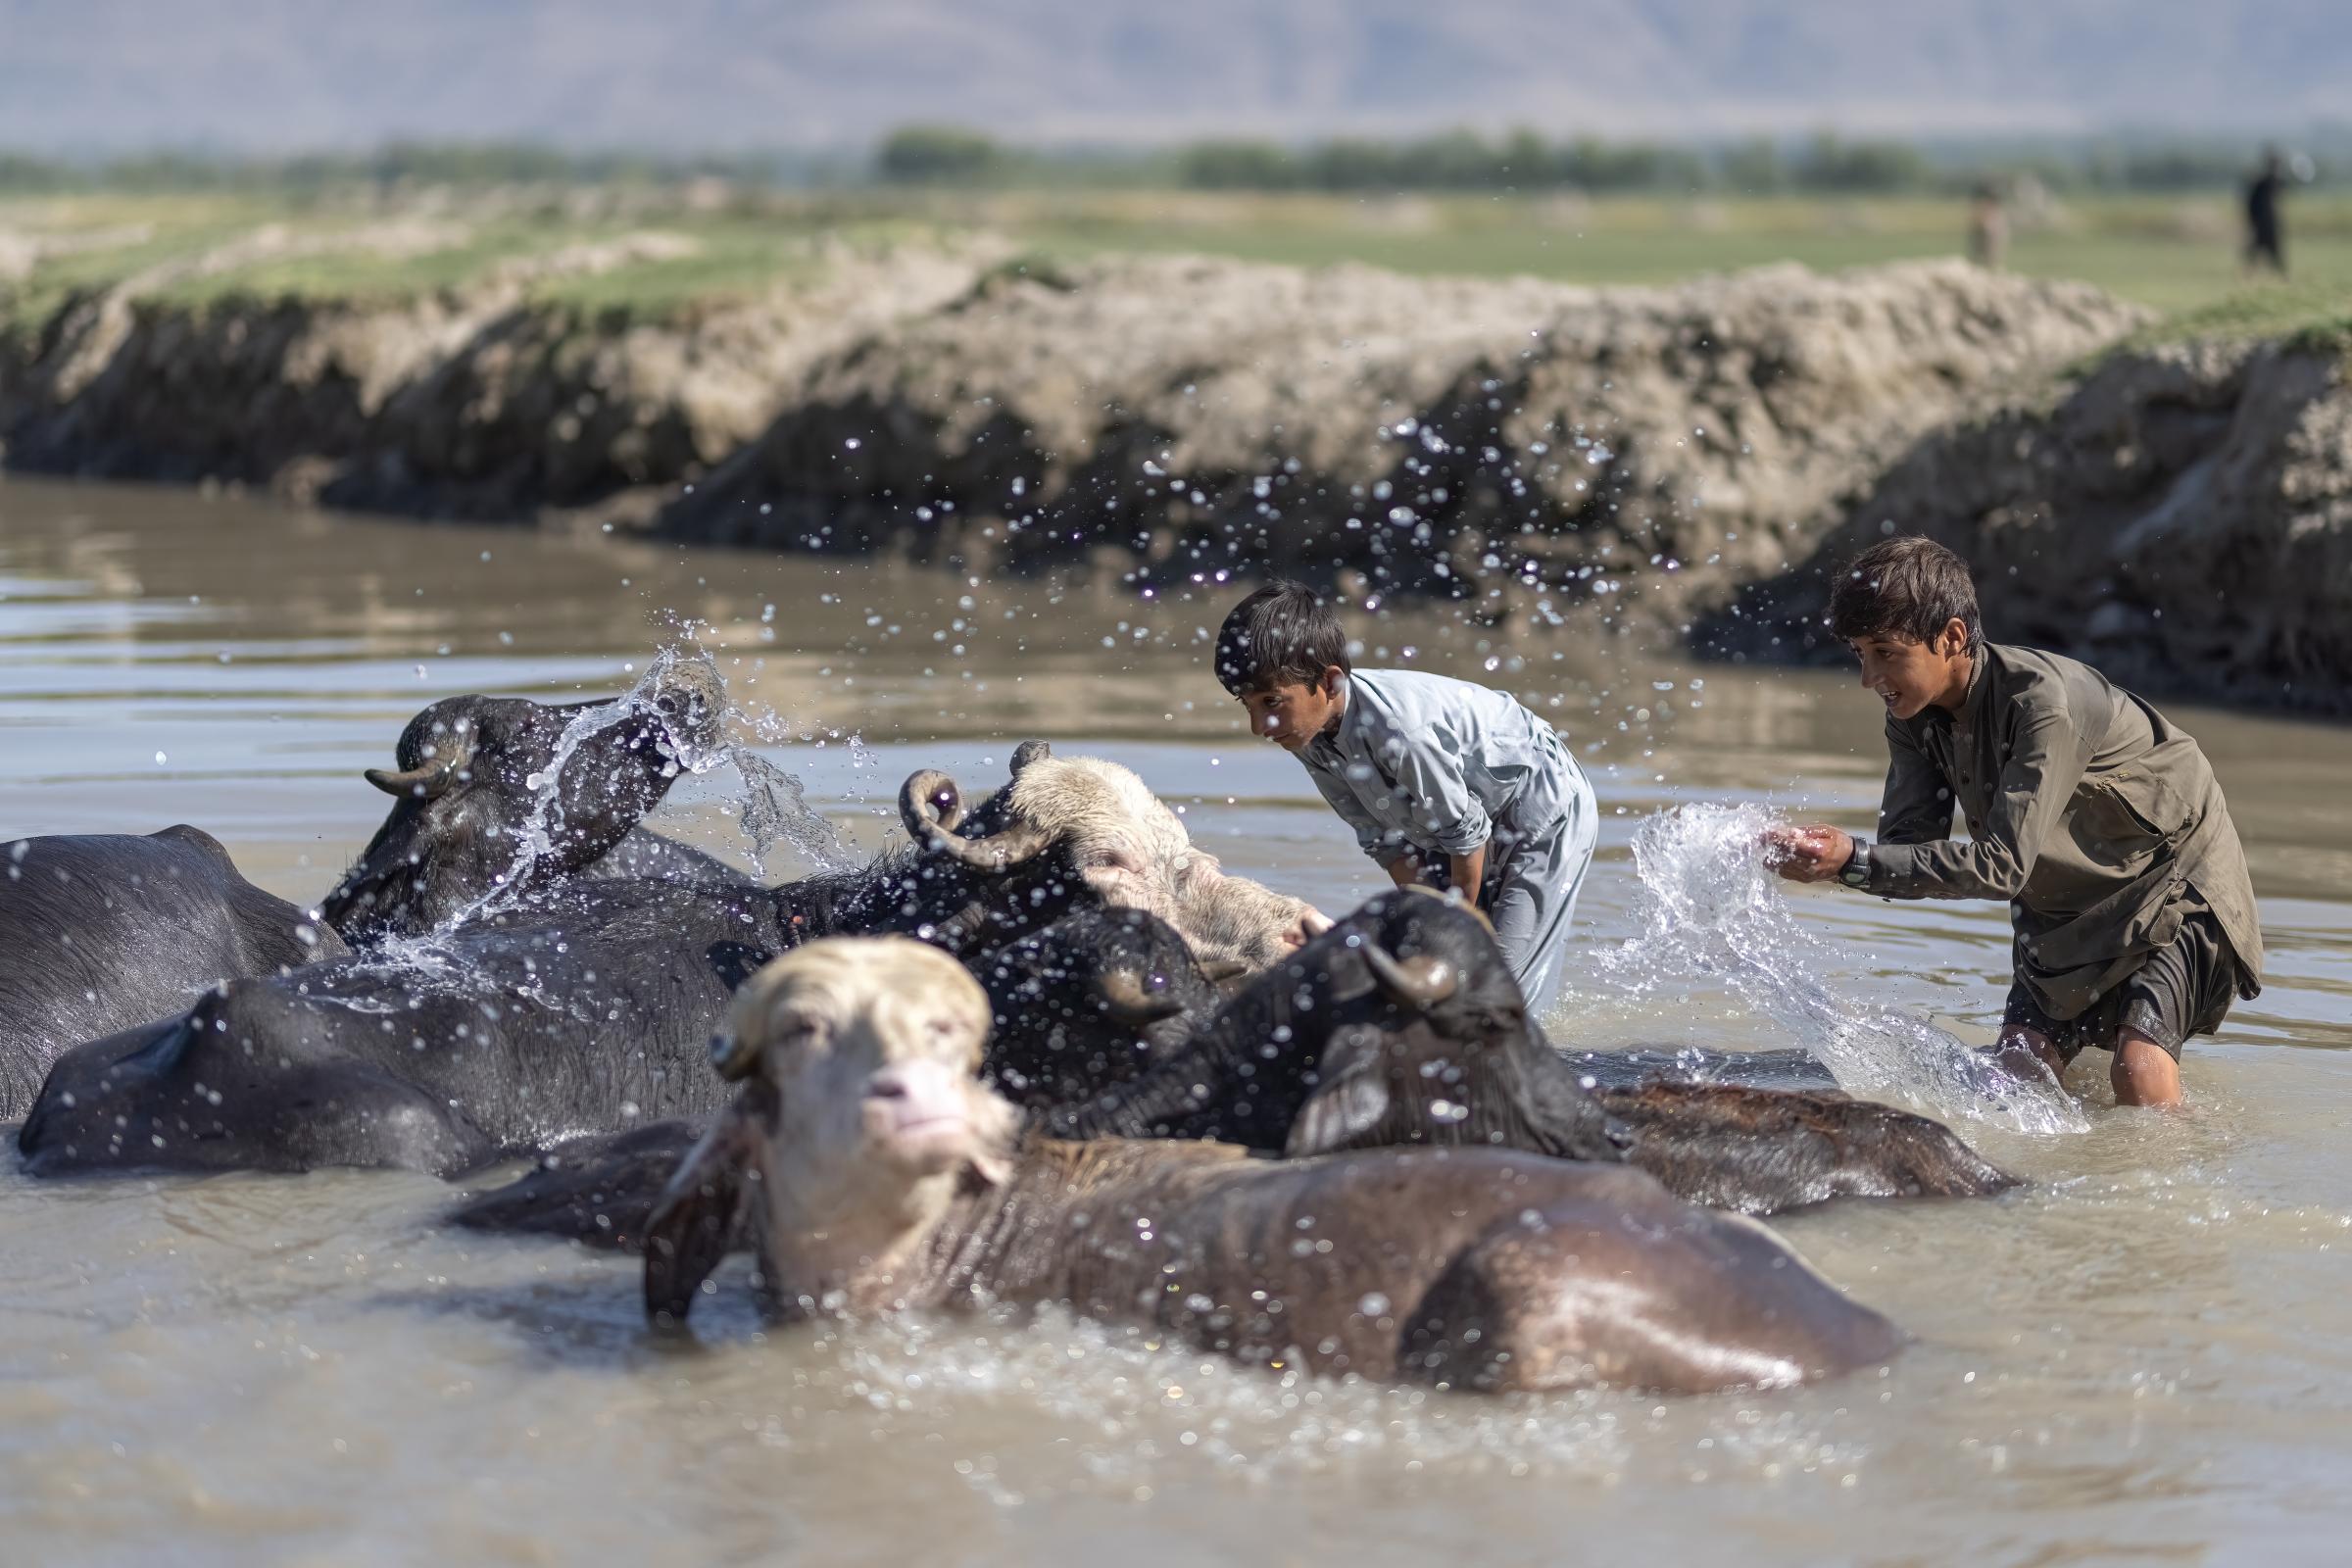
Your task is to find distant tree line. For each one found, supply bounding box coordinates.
[0,130,2329,198]
[877,125,2330,196]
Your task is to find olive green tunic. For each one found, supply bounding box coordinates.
[1855,644,2263,1020]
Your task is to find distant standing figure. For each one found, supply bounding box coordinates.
[1966,179,2008,270]
[2245,148,2287,275]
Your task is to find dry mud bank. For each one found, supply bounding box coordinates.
[656,256,2135,634]
[0,234,997,519]
[1701,337,2352,713]
[3,248,2128,622]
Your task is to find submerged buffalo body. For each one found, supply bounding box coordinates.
[16,878,786,1176]
[0,826,345,1120]
[641,938,1904,1396]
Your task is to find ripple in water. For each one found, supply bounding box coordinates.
[1604,803,2087,1136]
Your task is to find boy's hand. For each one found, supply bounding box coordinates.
[1762,823,1854,884]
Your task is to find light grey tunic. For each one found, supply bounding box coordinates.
[1298,669,1596,1015]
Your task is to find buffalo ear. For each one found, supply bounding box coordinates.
[1283,1034,1396,1156]
[1009,739,1052,774]
[644,1110,757,1329]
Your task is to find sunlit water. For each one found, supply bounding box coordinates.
[4,477,2351,1565]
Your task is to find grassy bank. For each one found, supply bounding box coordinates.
[5,186,2348,335]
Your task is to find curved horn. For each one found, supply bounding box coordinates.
[1096,969,1186,1025]
[899,769,966,839]
[1010,738,1053,774]
[900,767,1054,873]
[364,757,459,800]
[1197,956,1252,984]
[1363,943,1458,1010]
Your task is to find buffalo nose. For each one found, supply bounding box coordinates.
[865,1070,910,1101]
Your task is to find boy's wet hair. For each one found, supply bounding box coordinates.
[1830,536,1984,656]
[1215,581,1350,695]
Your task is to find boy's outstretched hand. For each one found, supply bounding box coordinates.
[1761,823,1854,884]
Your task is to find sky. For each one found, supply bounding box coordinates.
[6,0,2348,153]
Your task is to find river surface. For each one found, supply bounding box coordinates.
[3,476,2349,1567]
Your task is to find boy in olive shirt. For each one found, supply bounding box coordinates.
[1767,537,2262,1108]
[1215,581,1596,1015]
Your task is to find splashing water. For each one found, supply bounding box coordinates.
[1604,803,2087,1136]
[732,748,858,875]
[455,646,739,928]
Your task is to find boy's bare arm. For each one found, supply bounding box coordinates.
[1447,843,1489,904]
[1385,857,1422,890]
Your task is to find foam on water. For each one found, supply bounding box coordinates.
[1603,803,2088,1136]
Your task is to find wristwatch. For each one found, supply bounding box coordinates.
[1838,836,1873,889]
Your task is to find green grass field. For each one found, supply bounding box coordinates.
[4,187,2348,341]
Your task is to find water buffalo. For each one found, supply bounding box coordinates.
[321,648,733,945]
[1048,890,2014,1215]
[970,906,1226,1109]
[15,876,786,1176]
[889,740,1329,973]
[0,825,346,1120]
[640,938,1903,1395]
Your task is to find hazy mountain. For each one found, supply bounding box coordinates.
[6,0,2345,153]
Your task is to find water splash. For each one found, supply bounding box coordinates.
[457,645,737,928]
[732,748,857,875]
[1603,803,2087,1136]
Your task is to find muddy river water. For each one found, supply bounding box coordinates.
[4,476,2350,1566]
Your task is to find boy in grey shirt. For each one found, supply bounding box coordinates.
[1215,582,1598,1015]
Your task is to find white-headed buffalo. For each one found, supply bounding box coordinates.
[640,937,1903,1395]
[893,741,1329,973]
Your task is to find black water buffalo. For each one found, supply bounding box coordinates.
[16,876,787,1176]
[1045,890,2013,1215]
[0,825,346,1120]
[320,649,733,945]
[639,938,1903,1395]
[970,906,1225,1108]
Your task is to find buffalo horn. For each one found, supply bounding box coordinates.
[1097,969,1187,1024]
[899,769,1054,873]
[364,756,459,799]
[1363,943,1458,1009]
[899,769,967,839]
